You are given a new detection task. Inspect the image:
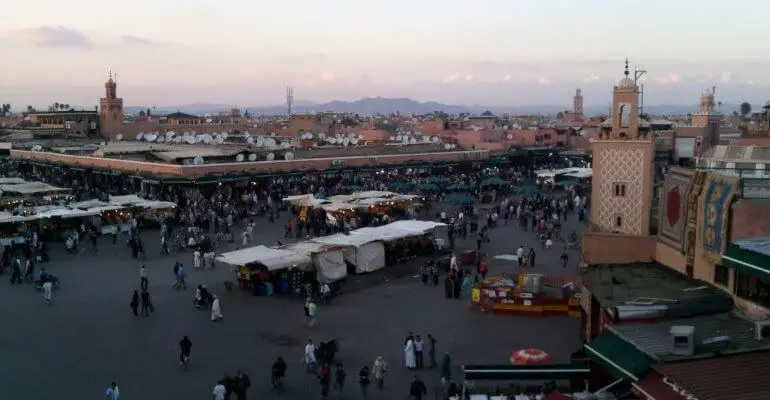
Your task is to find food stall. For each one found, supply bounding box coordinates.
[109,195,176,226]
[217,245,313,296]
[0,182,71,201]
[0,213,36,245]
[470,274,581,318]
[68,200,132,234]
[280,241,347,283]
[36,203,128,238]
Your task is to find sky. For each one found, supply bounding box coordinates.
[1,0,770,109]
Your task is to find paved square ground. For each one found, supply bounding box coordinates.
[0,208,583,399]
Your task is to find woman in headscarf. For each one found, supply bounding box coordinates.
[372,356,387,390]
[130,290,139,316]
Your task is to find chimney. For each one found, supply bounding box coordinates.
[670,325,695,356]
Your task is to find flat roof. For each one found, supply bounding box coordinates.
[581,262,727,309]
[613,312,770,361]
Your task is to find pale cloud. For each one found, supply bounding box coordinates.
[5,25,93,48]
[583,75,600,83]
[318,71,336,82]
[464,74,474,81]
[536,77,553,86]
[502,74,512,82]
[720,71,732,83]
[121,35,155,45]
[747,80,755,85]
[442,73,460,83]
[655,73,683,85]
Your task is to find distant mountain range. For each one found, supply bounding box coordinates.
[124,97,747,117]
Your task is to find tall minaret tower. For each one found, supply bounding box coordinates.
[573,88,584,122]
[691,87,722,150]
[590,59,655,235]
[99,70,124,140]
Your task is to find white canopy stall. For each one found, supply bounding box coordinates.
[313,233,386,273]
[217,245,312,271]
[281,241,347,282]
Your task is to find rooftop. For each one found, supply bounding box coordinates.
[581,262,730,310]
[701,145,770,161]
[612,312,770,361]
[654,351,770,400]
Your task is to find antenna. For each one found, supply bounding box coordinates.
[633,64,647,85]
[640,84,645,116]
[286,87,294,116]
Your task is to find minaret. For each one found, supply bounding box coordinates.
[573,88,584,122]
[691,87,722,150]
[590,59,655,235]
[99,70,124,140]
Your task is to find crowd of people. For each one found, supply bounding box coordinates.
[2,157,590,399]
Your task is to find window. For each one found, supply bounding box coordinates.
[734,271,770,309]
[714,264,730,286]
[613,183,627,197]
[614,214,623,228]
[544,134,552,140]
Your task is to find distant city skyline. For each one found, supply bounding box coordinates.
[2,0,769,108]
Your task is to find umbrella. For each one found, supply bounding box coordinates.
[510,348,551,365]
[443,193,474,205]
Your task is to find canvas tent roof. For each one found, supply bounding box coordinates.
[216,245,312,270]
[280,241,337,255]
[0,178,26,185]
[0,182,70,195]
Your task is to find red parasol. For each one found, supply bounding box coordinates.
[510,348,551,365]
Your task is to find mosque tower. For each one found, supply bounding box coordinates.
[572,88,584,122]
[691,87,722,151]
[590,59,655,235]
[99,70,124,139]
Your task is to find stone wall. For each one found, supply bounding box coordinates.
[581,232,656,265]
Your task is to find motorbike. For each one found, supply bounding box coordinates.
[35,276,60,291]
[193,294,214,310]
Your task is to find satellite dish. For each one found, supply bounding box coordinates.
[221,132,229,139]
[195,135,203,143]
[216,136,224,145]
[248,153,257,161]
[184,136,195,144]
[256,136,265,147]
[343,137,350,146]
[450,144,456,149]
[431,136,439,144]
[244,131,250,138]
[136,132,144,140]
[409,137,417,144]
[173,137,183,144]
[318,133,326,139]
[166,131,176,138]
[422,136,430,143]
[192,156,204,165]
[281,141,291,149]
[444,143,451,150]
[396,135,403,141]
[266,152,275,161]
[31,145,43,151]
[284,152,294,160]
[358,134,364,140]
[401,136,409,145]
[236,154,245,162]
[183,131,191,137]
[116,134,123,141]
[156,136,165,143]
[389,136,395,141]
[203,135,212,144]
[266,138,276,148]
[100,141,106,146]
[146,134,157,142]
[246,137,255,145]
[351,138,359,145]
[270,132,276,137]
[507,134,513,140]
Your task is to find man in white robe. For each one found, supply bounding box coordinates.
[211,295,223,321]
[404,339,417,369]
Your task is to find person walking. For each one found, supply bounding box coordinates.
[372,356,387,391]
[233,369,250,400]
[409,374,427,400]
[140,265,148,291]
[130,290,139,316]
[414,335,425,369]
[427,334,438,368]
[43,280,54,306]
[333,363,346,399]
[440,353,452,384]
[105,382,119,400]
[140,289,151,316]
[305,298,317,328]
[358,365,370,398]
[305,339,317,374]
[211,295,223,321]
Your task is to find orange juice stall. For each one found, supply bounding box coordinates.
[471,274,581,318]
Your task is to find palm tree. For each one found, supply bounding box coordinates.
[740,101,752,117]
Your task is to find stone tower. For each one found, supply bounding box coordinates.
[99,71,124,140]
[590,59,655,235]
[691,87,722,150]
[573,88,584,122]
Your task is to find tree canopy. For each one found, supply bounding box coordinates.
[740,101,752,116]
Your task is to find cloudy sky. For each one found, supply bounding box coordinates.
[1,0,769,109]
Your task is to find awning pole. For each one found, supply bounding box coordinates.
[596,378,624,394]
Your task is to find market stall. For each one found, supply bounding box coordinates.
[0,213,36,245]
[68,200,132,234]
[280,241,347,283]
[0,182,71,200]
[109,195,176,225]
[217,245,314,295]
[36,203,128,238]
[470,274,581,318]
[313,233,386,273]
